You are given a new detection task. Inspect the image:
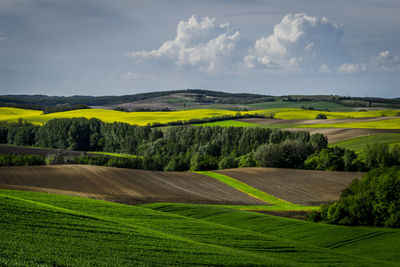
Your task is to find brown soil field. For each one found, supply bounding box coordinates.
[217,167,363,205]
[0,165,265,205]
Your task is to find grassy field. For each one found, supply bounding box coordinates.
[247,100,353,111]
[332,134,400,152]
[197,171,316,211]
[196,119,297,128]
[1,107,399,126]
[0,189,396,266]
[300,117,400,129]
[146,203,400,265]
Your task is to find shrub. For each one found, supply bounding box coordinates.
[315,114,327,119]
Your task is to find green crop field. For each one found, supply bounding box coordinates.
[197,119,297,128]
[146,203,400,265]
[300,117,400,129]
[332,134,400,152]
[1,189,396,266]
[1,107,399,126]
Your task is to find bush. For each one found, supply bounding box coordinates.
[218,157,238,170]
[315,114,327,119]
[0,154,45,166]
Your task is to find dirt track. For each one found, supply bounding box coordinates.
[0,165,264,205]
[217,167,363,205]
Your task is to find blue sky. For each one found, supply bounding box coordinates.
[1,0,399,97]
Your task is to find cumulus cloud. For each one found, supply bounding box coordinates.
[127,15,241,73]
[338,50,400,74]
[244,13,350,72]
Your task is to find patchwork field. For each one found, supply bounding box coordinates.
[216,167,363,206]
[1,107,399,126]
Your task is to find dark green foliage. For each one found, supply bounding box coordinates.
[363,143,400,169]
[0,154,45,166]
[310,166,400,228]
[304,147,365,171]
[315,113,327,119]
[254,138,313,168]
[1,118,327,171]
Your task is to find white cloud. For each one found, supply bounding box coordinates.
[338,63,367,74]
[244,13,350,72]
[370,50,400,71]
[338,50,400,74]
[120,72,155,80]
[127,15,240,73]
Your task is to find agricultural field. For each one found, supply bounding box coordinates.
[300,117,400,129]
[0,165,264,205]
[1,107,399,126]
[332,133,400,152]
[0,189,399,266]
[215,168,362,206]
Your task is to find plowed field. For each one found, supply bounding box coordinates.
[217,167,363,205]
[0,165,264,205]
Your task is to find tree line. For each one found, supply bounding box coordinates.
[1,118,399,172]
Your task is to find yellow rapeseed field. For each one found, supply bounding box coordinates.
[1,107,399,126]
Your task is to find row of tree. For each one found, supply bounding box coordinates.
[2,118,399,172]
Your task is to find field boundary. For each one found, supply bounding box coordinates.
[195,171,316,211]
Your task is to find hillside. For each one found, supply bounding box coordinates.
[216,167,363,205]
[1,189,397,266]
[0,165,264,205]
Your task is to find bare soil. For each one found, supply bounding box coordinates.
[217,167,363,206]
[0,165,265,205]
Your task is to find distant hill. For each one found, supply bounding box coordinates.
[1,89,400,111]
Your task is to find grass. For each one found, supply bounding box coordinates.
[145,203,400,265]
[0,190,397,266]
[299,117,400,129]
[332,134,400,153]
[2,107,399,126]
[0,189,394,266]
[196,119,298,128]
[89,151,138,158]
[196,171,316,211]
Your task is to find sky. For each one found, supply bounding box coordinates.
[1,0,400,97]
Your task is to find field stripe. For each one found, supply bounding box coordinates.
[195,171,315,211]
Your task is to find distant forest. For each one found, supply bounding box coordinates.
[1,118,399,172]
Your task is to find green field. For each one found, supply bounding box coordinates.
[1,107,399,126]
[248,100,353,111]
[146,203,400,265]
[1,189,397,266]
[300,117,400,129]
[196,119,297,128]
[332,134,400,152]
